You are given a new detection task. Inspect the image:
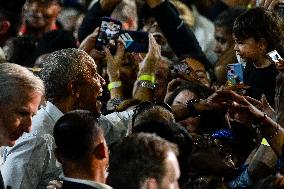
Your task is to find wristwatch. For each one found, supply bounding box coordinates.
[107,97,125,111]
[137,80,157,90]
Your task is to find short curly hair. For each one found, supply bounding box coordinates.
[39,48,94,102]
[233,7,284,54]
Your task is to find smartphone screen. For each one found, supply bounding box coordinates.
[119,30,149,53]
[227,63,244,86]
[267,50,283,63]
[95,17,122,52]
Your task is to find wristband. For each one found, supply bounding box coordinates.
[108,81,122,91]
[261,138,270,146]
[107,97,125,111]
[266,125,280,140]
[138,74,155,83]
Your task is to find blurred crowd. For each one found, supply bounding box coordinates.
[0,0,284,189]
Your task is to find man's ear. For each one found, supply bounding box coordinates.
[258,38,268,53]
[94,142,107,159]
[67,80,79,98]
[0,20,11,34]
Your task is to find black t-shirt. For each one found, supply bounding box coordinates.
[244,63,278,107]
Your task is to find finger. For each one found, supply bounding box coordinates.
[48,180,62,187]
[130,52,143,63]
[261,94,270,107]
[258,0,265,6]
[79,28,100,51]
[263,0,273,8]
[89,27,100,39]
[48,180,58,185]
[103,46,112,60]
[268,0,279,10]
[244,96,261,106]
[167,79,182,91]
[116,39,125,58]
[46,184,55,188]
[280,177,284,186]
[148,33,155,49]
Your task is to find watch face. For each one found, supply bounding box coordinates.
[107,98,125,111]
[138,80,155,89]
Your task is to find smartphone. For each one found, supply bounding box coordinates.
[267,50,283,63]
[227,63,244,86]
[169,62,190,76]
[119,30,149,53]
[95,17,122,52]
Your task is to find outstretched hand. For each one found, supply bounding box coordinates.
[253,0,281,10]
[209,90,265,123]
[46,180,63,189]
[104,39,125,81]
[79,27,105,61]
[139,34,161,74]
[245,94,275,118]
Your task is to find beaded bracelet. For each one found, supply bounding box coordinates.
[266,125,280,140]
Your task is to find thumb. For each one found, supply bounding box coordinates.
[261,94,270,107]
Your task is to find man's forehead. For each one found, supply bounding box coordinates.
[84,56,97,68]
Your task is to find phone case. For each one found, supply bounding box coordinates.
[119,30,149,53]
[227,63,244,86]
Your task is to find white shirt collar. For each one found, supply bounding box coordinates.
[45,101,64,122]
[62,176,112,189]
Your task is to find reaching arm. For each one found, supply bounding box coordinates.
[145,0,212,71]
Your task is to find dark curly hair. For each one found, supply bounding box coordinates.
[233,7,284,54]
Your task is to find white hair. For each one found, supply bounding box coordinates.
[0,63,45,104]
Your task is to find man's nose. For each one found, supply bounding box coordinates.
[234,43,239,51]
[99,74,106,86]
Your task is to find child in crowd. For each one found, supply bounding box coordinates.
[233,7,284,106]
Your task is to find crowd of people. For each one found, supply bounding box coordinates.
[0,0,284,188]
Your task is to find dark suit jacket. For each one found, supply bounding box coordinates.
[0,172,4,189]
[61,180,99,189]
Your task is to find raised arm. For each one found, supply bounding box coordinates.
[145,0,212,71]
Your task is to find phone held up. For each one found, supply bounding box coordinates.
[95,17,122,53]
[225,63,249,94]
[267,50,283,63]
[119,30,149,53]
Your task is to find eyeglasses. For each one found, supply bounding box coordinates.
[131,101,172,129]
